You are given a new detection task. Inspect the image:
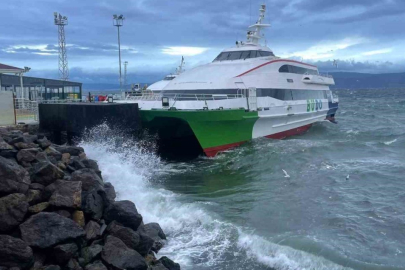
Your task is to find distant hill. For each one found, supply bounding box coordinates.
[329,72,405,89]
[82,72,405,91]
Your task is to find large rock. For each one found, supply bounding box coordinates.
[14,142,38,150]
[107,221,140,251]
[28,202,50,214]
[85,261,107,270]
[84,220,100,241]
[81,244,103,265]
[53,243,78,264]
[81,190,104,220]
[158,257,180,270]
[139,223,166,240]
[37,137,52,149]
[17,149,37,163]
[101,236,147,270]
[0,156,30,195]
[0,140,13,150]
[26,189,43,205]
[136,231,155,256]
[0,193,28,232]
[49,180,82,208]
[103,182,116,204]
[54,146,84,156]
[44,147,62,161]
[0,149,18,159]
[69,156,86,170]
[20,212,85,248]
[71,169,103,192]
[0,235,33,268]
[33,161,65,186]
[104,201,142,231]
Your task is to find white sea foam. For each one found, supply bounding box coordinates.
[384,139,397,145]
[80,125,352,270]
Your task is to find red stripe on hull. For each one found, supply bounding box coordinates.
[203,124,312,157]
[203,141,246,157]
[265,124,312,139]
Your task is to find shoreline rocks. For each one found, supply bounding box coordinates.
[0,126,180,270]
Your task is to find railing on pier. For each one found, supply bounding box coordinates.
[126,92,245,101]
[14,98,39,123]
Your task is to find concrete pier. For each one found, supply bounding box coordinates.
[39,103,140,144]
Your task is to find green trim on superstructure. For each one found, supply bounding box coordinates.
[140,109,259,150]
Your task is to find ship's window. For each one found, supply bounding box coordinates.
[241,51,251,59]
[279,65,289,73]
[214,52,230,61]
[250,51,257,58]
[228,51,243,60]
[279,64,318,75]
[257,89,328,100]
[258,51,275,57]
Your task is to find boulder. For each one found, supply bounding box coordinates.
[101,236,147,270]
[37,138,52,149]
[66,258,82,270]
[81,190,104,220]
[72,210,86,227]
[81,244,102,265]
[136,231,154,256]
[0,193,28,232]
[35,152,49,163]
[9,135,37,145]
[107,221,140,250]
[29,183,45,191]
[84,220,100,241]
[55,209,71,219]
[0,235,33,268]
[49,180,82,208]
[53,243,78,264]
[0,140,13,150]
[139,223,166,240]
[44,147,62,161]
[14,142,38,150]
[158,257,180,270]
[0,149,18,159]
[17,149,37,163]
[71,169,103,192]
[82,159,99,171]
[0,156,30,195]
[69,156,86,170]
[84,261,107,270]
[28,202,50,214]
[42,265,61,270]
[26,189,43,205]
[103,182,116,204]
[33,161,65,186]
[104,201,143,231]
[20,212,85,248]
[54,146,84,156]
[62,153,71,164]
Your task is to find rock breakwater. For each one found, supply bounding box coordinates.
[0,126,180,270]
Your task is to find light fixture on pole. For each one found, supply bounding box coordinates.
[54,12,69,81]
[113,14,124,93]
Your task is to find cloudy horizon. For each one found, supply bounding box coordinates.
[1,0,405,84]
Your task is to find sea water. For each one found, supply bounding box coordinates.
[81,89,405,270]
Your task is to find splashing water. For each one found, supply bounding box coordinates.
[79,123,354,270]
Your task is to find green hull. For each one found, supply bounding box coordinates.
[140,109,259,156]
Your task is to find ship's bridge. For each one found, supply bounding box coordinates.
[213,44,275,62]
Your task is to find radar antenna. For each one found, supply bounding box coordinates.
[246,4,270,45]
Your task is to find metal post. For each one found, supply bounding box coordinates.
[19,73,24,99]
[113,14,124,94]
[118,26,122,92]
[54,13,69,81]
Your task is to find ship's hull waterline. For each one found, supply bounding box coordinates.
[140,103,336,157]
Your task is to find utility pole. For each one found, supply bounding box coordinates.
[124,61,128,91]
[54,12,69,81]
[113,14,124,93]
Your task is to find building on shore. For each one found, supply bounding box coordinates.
[0,63,82,101]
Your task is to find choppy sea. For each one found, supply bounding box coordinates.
[80,88,405,270]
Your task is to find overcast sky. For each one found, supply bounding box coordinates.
[1,0,405,84]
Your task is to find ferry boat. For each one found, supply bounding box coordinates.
[119,4,339,157]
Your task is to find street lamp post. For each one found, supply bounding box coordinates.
[113,14,124,94]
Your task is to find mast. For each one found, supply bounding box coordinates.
[176,56,185,75]
[246,4,270,45]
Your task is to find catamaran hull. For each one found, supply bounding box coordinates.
[140,102,338,157]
